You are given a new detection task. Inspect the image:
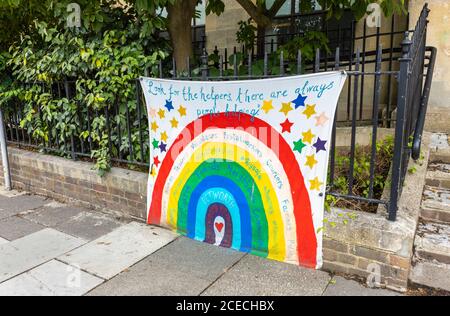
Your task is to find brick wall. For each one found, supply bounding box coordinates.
[0,148,148,220]
[322,238,411,291]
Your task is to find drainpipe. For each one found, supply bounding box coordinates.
[0,109,11,190]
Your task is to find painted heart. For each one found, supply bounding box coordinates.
[215,222,224,233]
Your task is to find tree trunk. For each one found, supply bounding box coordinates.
[167,0,197,72]
[256,24,267,58]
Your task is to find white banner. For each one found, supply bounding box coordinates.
[141,72,347,269]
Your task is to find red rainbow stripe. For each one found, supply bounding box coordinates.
[149,113,317,268]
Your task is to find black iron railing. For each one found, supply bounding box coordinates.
[389,4,435,220]
[2,5,435,221]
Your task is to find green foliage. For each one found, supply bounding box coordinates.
[0,2,169,174]
[329,136,395,212]
[231,0,404,68]
[318,136,395,233]
[236,19,258,49]
[0,0,171,50]
[278,31,330,62]
[206,0,225,16]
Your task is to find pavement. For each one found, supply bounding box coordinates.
[0,189,401,296]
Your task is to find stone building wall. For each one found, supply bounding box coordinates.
[205,0,250,54]
[409,0,450,133]
[410,0,450,109]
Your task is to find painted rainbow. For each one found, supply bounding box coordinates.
[142,73,347,269]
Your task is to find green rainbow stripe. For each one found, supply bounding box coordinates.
[177,160,269,257]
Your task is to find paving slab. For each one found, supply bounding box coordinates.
[87,257,211,296]
[21,206,86,227]
[146,237,245,282]
[0,229,86,283]
[58,222,178,280]
[323,276,401,296]
[0,216,45,240]
[89,237,246,296]
[55,211,123,241]
[202,255,331,296]
[0,260,104,296]
[0,195,49,220]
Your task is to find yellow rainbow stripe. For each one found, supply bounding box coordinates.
[167,142,286,261]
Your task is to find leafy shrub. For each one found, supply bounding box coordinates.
[0,4,169,175]
[327,136,395,213]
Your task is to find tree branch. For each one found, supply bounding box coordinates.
[235,0,271,26]
[268,0,288,18]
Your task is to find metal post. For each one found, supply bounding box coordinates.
[0,109,12,190]
[389,32,412,221]
[201,48,209,80]
[64,80,76,161]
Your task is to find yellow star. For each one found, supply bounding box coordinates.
[178,105,187,117]
[150,165,157,177]
[262,100,274,114]
[161,131,168,142]
[303,104,317,119]
[158,109,165,119]
[310,177,323,191]
[151,121,159,132]
[305,154,318,169]
[279,102,293,117]
[170,117,179,128]
[302,129,316,144]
